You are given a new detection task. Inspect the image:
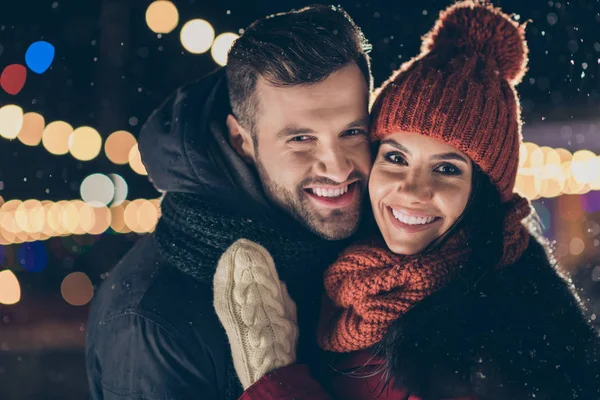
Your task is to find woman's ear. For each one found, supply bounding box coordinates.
[226,114,256,164]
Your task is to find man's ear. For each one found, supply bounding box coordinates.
[226,114,256,164]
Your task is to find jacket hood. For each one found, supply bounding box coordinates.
[138,68,269,213]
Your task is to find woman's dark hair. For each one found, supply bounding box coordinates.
[226,4,373,134]
[460,166,506,279]
[419,164,505,278]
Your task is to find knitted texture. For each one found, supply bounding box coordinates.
[155,192,346,399]
[318,195,531,353]
[214,239,298,389]
[370,0,528,203]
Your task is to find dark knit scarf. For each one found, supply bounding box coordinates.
[154,191,347,399]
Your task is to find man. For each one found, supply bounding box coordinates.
[86,5,373,400]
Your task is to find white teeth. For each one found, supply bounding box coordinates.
[310,185,349,198]
[391,209,436,225]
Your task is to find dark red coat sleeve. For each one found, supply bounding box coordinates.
[239,364,332,400]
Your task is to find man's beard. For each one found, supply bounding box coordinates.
[254,157,366,240]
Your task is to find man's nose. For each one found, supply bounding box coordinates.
[314,144,353,184]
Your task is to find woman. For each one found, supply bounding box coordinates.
[214,2,600,399]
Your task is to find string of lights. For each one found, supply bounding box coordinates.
[0,197,161,246]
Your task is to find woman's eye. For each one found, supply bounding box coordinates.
[435,163,462,175]
[383,152,407,165]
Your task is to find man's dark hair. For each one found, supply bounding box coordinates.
[226,4,373,134]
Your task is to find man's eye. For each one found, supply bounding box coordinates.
[343,129,367,137]
[289,135,312,142]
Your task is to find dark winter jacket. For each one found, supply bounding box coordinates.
[240,237,600,400]
[85,69,347,400]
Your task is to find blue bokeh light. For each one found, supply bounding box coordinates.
[25,41,55,74]
[17,241,48,272]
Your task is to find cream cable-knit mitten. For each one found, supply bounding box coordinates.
[214,239,298,389]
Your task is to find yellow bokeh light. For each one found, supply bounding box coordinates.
[0,270,21,305]
[146,0,179,34]
[42,121,73,155]
[88,206,112,235]
[211,32,239,66]
[514,174,540,200]
[129,144,148,175]
[529,147,545,170]
[110,201,131,234]
[60,201,81,234]
[543,147,561,167]
[105,130,137,165]
[47,201,66,236]
[61,272,94,306]
[68,126,102,161]
[14,199,44,233]
[518,143,528,168]
[180,19,215,54]
[569,237,585,256]
[17,112,45,146]
[137,199,160,233]
[79,202,96,234]
[0,200,22,234]
[124,200,142,233]
[554,148,573,163]
[520,142,539,170]
[41,202,56,237]
[0,104,24,140]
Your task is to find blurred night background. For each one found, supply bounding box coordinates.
[1,0,600,398]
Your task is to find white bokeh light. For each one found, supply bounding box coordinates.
[80,174,115,207]
[109,173,128,206]
[180,19,215,54]
[211,32,239,66]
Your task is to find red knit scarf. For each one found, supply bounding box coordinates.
[318,194,532,353]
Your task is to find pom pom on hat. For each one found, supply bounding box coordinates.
[421,0,528,85]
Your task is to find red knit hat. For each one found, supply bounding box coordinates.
[370,0,528,203]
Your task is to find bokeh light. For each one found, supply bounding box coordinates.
[180,19,215,54]
[110,201,131,234]
[128,143,148,175]
[42,121,73,155]
[146,1,179,34]
[17,241,48,272]
[80,174,115,207]
[0,104,24,140]
[570,150,596,184]
[68,126,102,161]
[78,202,96,234]
[109,174,128,206]
[60,202,81,234]
[581,191,600,214]
[1,64,27,95]
[17,112,45,146]
[25,41,55,74]
[105,130,136,165]
[61,272,94,306]
[88,206,112,235]
[124,200,141,233]
[532,202,552,234]
[0,270,21,305]
[15,200,44,234]
[211,32,239,66]
[136,199,159,233]
[569,237,585,256]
